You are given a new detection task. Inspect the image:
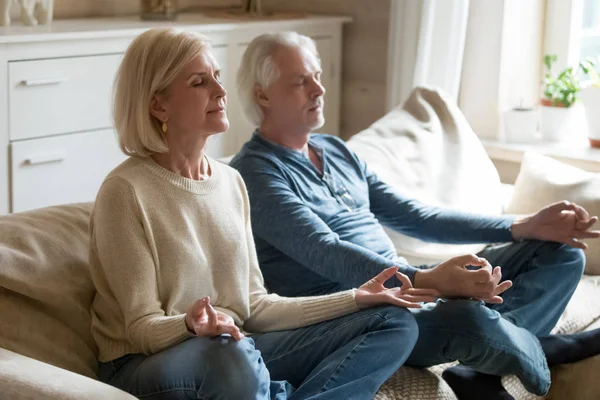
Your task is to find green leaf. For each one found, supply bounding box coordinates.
[544,54,557,71]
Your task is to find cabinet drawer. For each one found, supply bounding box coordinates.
[8,54,122,141]
[11,130,127,213]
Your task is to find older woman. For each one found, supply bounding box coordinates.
[89,27,438,400]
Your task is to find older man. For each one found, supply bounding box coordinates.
[230,32,600,400]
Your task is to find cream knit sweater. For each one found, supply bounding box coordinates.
[89,156,359,362]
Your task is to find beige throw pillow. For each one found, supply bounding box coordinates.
[347,86,506,266]
[505,152,600,275]
[0,203,98,378]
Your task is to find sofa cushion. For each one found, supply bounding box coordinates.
[374,366,457,400]
[347,86,505,266]
[0,203,97,378]
[505,152,600,275]
[547,354,600,400]
[0,347,135,400]
[550,274,600,334]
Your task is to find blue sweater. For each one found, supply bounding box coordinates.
[230,132,515,297]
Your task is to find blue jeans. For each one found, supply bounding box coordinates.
[404,240,585,396]
[98,306,418,400]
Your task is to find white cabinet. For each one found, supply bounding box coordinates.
[8,54,121,140]
[0,13,350,213]
[11,130,127,213]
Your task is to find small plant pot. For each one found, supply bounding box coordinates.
[502,108,538,143]
[539,99,577,142]
[581,86,600,148]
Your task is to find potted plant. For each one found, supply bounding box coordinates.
[580,57,600,148]
[539,54,585,142]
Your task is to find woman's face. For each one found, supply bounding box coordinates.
[154,51,229,139]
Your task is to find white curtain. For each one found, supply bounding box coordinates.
[387,0,470,110]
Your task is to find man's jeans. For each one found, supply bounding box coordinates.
[404,239,585,396]
[98,306,418,400]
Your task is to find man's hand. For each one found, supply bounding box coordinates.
[355,267,439,309]
[413,254,513,304]
[511,201,600,249]
[185,297,244,341]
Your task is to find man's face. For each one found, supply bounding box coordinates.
[261,45,326,134]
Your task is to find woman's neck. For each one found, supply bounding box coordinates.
[151,137,211,181]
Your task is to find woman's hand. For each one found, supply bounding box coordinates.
[185,297,244,341]
[355,267,439,309]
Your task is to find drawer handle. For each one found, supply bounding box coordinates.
[24,152,66,165]
[21,77,70,86]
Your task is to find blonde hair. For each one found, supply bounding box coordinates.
[113,27,212,157]
[236,32,320,127]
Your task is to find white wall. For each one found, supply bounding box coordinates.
[459,0,545,140]
[499,0,545,117]
[458,0,505,140]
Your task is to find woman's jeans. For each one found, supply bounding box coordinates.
[98,306,418,400]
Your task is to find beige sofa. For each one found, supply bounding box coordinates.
[0,203,135,400]
[2,190,600,400]
[2,87,600,399]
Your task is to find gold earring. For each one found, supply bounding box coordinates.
[161,121,167,133]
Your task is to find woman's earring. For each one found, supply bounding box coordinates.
[161,121,167,133]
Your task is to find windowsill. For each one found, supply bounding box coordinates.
[481,137,600,172]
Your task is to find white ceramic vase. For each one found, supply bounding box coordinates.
[581,86,600,148]
[539,104,577,142]
[502,108,538,143]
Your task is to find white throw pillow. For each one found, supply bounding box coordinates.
[347,86,506,266]
[505,152,600,275]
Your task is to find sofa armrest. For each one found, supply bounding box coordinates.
[0,347,136,400]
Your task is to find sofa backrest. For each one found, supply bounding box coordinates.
[0,203,98,378]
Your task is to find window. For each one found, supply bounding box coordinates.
[545,0,600,74]
[581,0,600,63]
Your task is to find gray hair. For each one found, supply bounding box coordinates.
[236,31,321,127]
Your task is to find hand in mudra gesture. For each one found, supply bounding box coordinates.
[185,297,244,341]
[414,254,513,304]
[512,201,600,249]
[356,267,439,309]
